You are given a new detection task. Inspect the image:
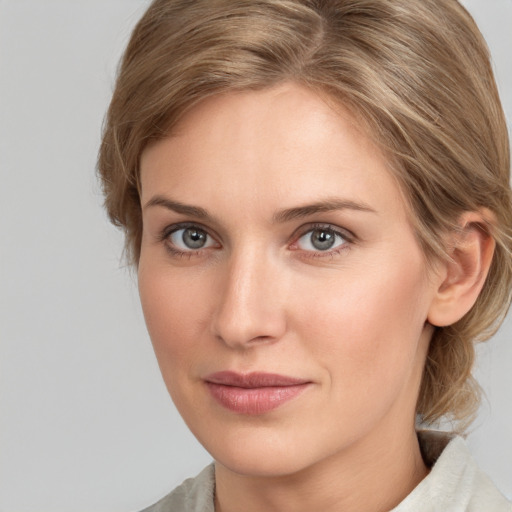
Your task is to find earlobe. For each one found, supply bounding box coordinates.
[427,211,496,327]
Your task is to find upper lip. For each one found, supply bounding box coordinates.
[205,371,310,388]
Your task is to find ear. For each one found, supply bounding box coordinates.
[427,210,496,327]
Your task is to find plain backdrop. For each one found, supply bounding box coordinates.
[1,1,511,511]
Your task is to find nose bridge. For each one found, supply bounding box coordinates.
[212,243,286,348]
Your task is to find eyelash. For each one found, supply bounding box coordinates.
[292,223,354,259]
[158,222,215,259]
[158,222,355,260]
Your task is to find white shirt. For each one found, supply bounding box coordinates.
[141,431,511,512]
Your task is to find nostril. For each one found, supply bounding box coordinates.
[212,311,286,349]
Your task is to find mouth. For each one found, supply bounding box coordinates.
[204,371,311,415]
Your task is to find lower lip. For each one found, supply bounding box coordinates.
[205,382,310,414]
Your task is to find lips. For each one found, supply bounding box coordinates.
[204,371,311,415]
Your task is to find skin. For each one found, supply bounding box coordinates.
[137,82,492,512]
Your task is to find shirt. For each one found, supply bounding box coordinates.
[141,431,512,511]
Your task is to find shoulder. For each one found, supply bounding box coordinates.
[393,431,512,512]
[139,464,215,512]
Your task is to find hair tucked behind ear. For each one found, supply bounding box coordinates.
[98,0,512,429]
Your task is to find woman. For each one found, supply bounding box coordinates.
[98,0,512,510]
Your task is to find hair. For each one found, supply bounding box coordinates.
[98,0,512,428]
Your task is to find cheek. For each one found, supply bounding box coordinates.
[294,254,431,389]
[137,262,211,377]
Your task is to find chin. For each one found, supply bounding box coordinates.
[193,421,333,478]
[214,448,314,478]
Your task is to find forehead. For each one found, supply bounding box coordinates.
[139,82,409,224]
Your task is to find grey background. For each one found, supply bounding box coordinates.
[0,1,510,511]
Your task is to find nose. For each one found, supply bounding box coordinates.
[211,247,287,349]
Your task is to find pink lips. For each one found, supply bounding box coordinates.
[204,371,311,415]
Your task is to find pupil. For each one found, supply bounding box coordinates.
[311,229,335,250]
[183,228,206,249]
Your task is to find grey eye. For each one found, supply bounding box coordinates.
[170,227,215,250]
[311,229,336,250]
[296,227,346,252]
[182,228,207,249]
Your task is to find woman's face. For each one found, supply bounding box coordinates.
[138,82,439,477]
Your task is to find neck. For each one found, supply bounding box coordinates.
[214,424,429,512]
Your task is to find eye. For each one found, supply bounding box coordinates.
[167,226,217,251]
[294,226,348,252]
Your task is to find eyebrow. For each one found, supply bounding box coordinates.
[272,198,377,223]
[143,195,377,223]
[143,196,210,219]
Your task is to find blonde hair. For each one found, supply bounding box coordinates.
[98,0,512,427]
